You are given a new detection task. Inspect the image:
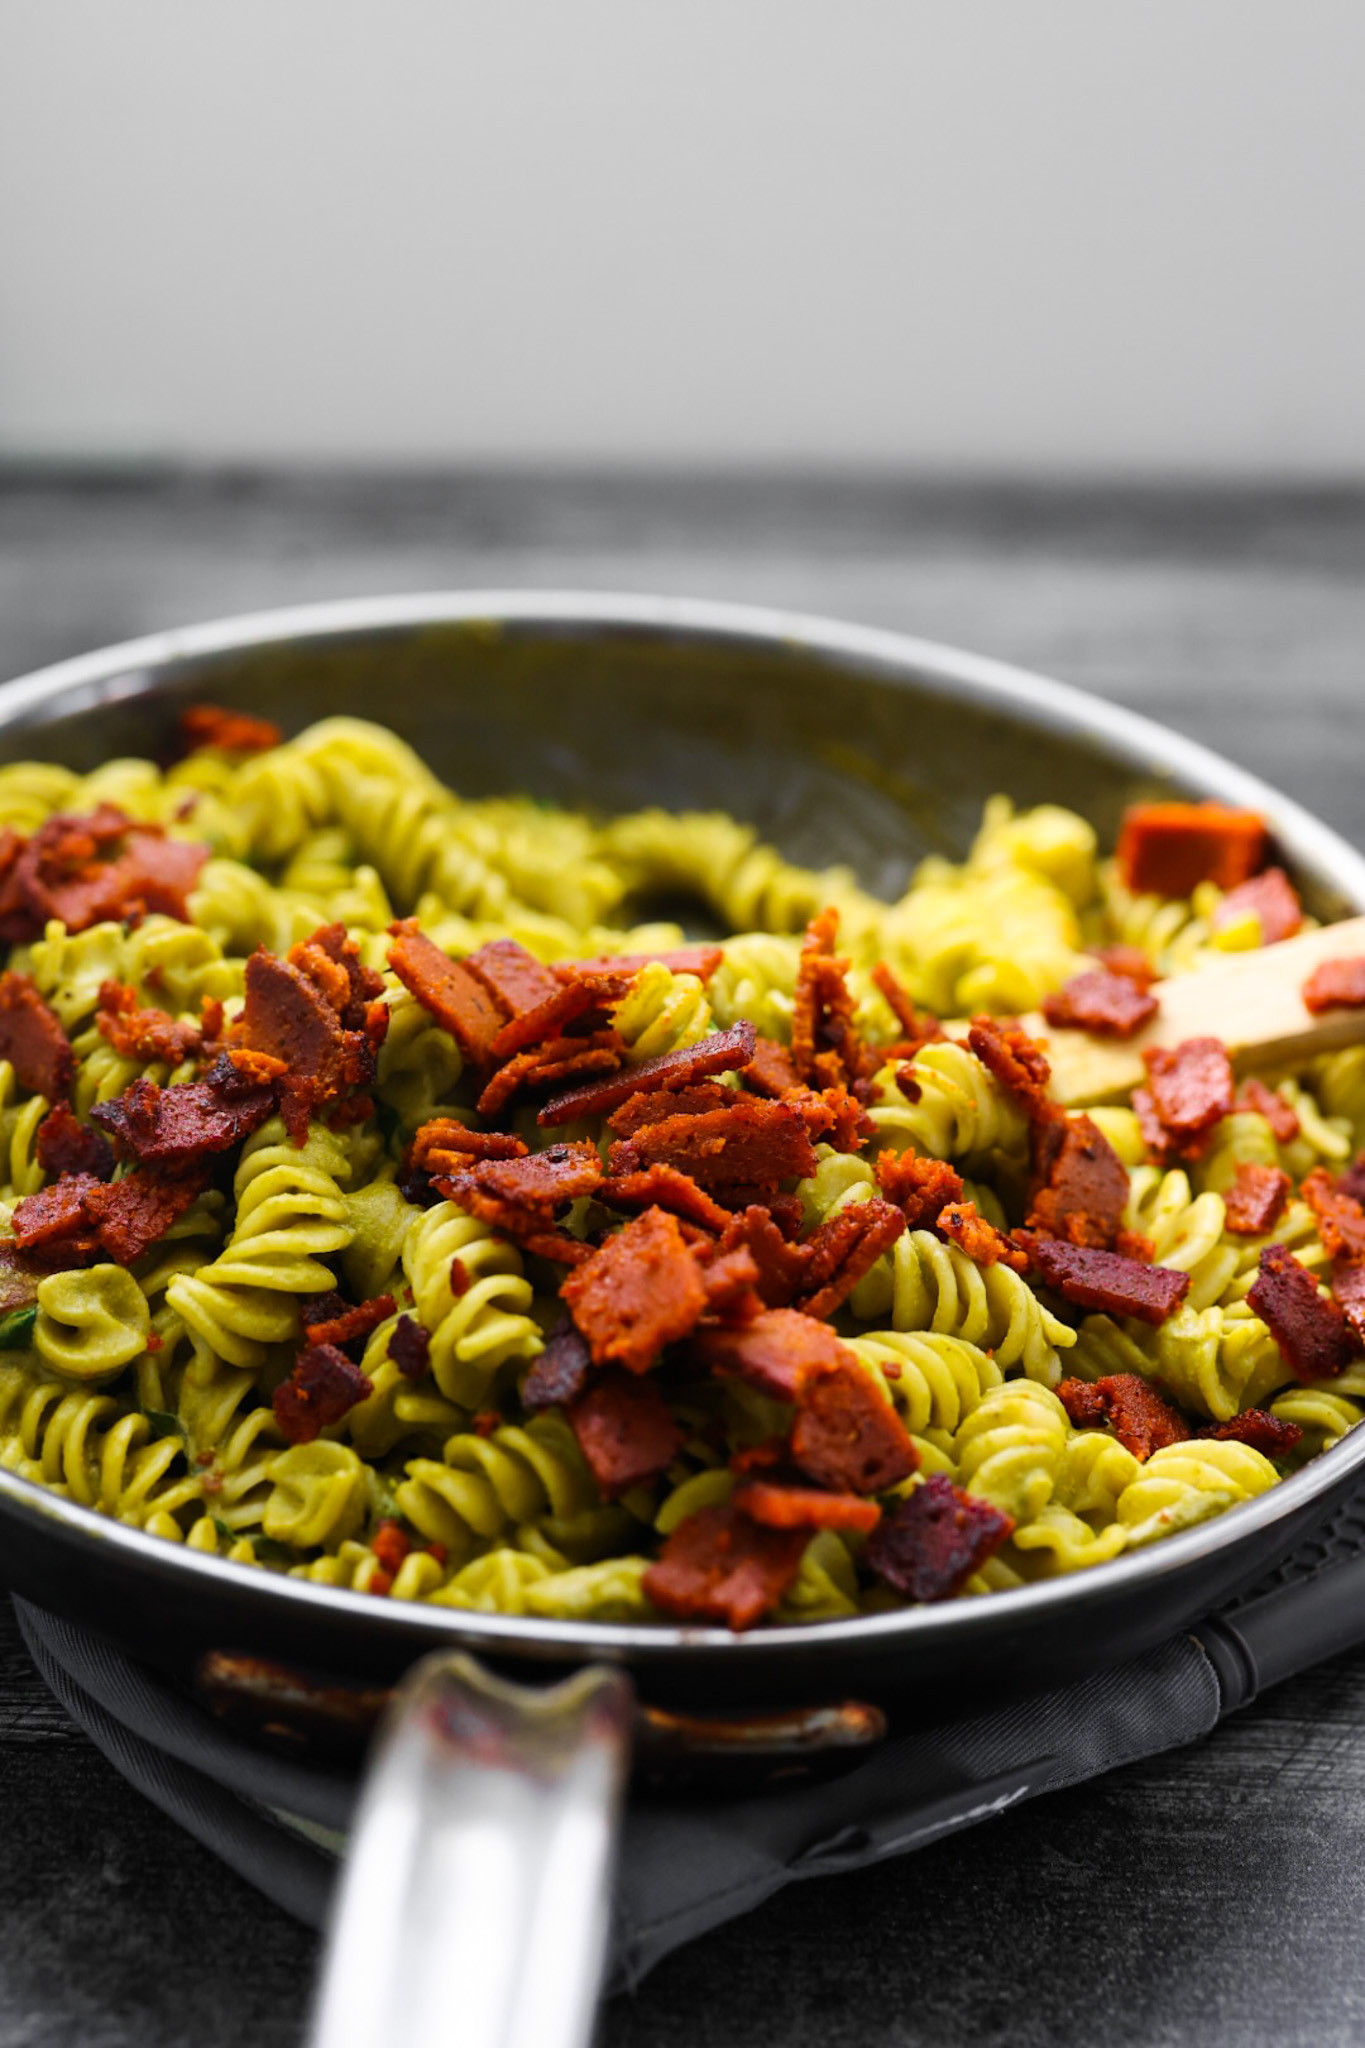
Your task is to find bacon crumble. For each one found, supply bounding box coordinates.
[1302,957,1365,1015]
[865,1476,1014,1603]
[1210,867,1302,945]
[0,973,74,1103]
[1057,1373,1190,1459]
[1042,967,1158,1039]
[179,704,284,756]
[35,1102,115,1182]
[1026,1239,1191,1324]
[537,1020,757,1127]
[1234,1076,1300,1143]
[1222,1162,1292,1237]
[642,1503,809,1630]
[273,1343,374,1445]
[560,1207,707,1373]
[1026,1113,1131,1251]
[733,1480,881,1535]
[1141,1037,1234,1151]
[1200,1410,1303,1456]
[1248,1243,1358,1381]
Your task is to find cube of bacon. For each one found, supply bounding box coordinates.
[1222,1162,1291,1237]
[1116,802,1267,897]
[642,1503,809,1630]
[865,1476,1014,1603]
[790,1359,918,1494]
[560,1207,706,1373]
[569,1369,682,1496]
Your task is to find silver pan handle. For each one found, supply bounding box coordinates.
[307,1651,634,2048]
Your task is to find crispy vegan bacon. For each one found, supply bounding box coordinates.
[642,1502,809,1630]
[1301,1168,1365,1263]
[304,1293,396,1354]
[521,1323,593,1413]
[552,946,724,988]
[95,980,203,1066]
[936,1200,1028,1272]
[796,1197,906,1318]
[696,1307,851,1402]
[1141,1037,1234,1149]
[1041,967,1158,1039]
[1331,1261,1365,1347]
[537,1020,757,1127]
[476,1033,624,1121]
[389,1314,431,1382]
[1222,1162,1292,1237]
[1057,1373,1191,1460]
[1116,801,1267,898]
[1248,1243,1358,1381]
[1337,1154,1365,1208]
[1026,1239,1191,1324]
[91,1066,276,1165]
[733,1480,881,1535]
[1302,957,1365,1015]
[607,1083,733,1135]
[790,909,877,1095]
[387,921,507,1065]
[450,1141,603,1211]
[790,1357,919,1494]
[1210,867,1303,945]
[1235,1076,1300,1142]
[35,1102,115,1182]
[598,1163,733,1235]
[1026,1113,1131,1251]
[232,944,378,1139]
[462,938,560,1017]
[568,1368,682,1496]
[179,704,284,755]
[12,1160,208,1268]
[708,1207,811,1309]
[1088,945,1159,991]
[1201,1410,1303,1456]
[273,1343,374,1445]
[0,806,208,942]
[743,1036,800,1099]
[607,1097,818,1192]
[865,1476,1014,1603]
[966,1015,1052,1118]
[409,1120,528,1175]
[874,1151,964,1230]
[560,1207,707,1373]
[0,972,74,1104]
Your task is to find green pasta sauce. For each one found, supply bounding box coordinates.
[0,715,1356,1626]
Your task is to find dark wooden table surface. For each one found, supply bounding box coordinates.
[1,471,1364,2048]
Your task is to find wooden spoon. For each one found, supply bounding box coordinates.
[1017,916,1365,1108]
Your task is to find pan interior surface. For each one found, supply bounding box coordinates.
[1,591,1362,1702]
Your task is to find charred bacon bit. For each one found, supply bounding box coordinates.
[1303,956,1365,1015]
[642,1503,809,1631]
[387,920,507,1065]
[1142,1036,1234,1147]
[1201,1410,1303,1456]
[1116,801,1267,898]
[236,949,350,1133]
[608,1083,734,1135]
[409,1119,529,1176]
[568,1368,682,1496]
[1210,866,1303,945]
[1026,1113,1131,1252]
[1301,1168,1365,1263]
[791,1358,919,1494]
[874,1151,965,1229]
[1331,1260,1365,1346]
[1234,1076,1300,1143]
[895,1066,922,1104]
[273,1343,374,1445]
[95,979,203,1066]
[1026,1238,1191,1325]
[0,972,74,1103]
[304,1293,397,1353]
[790,908,878,1096]
[1222,1162,1292,1237]
[607,1097,818,1192]
[870,960,926,1040]
[476,1034,624,1120]
[35,1102,115,1182]
[1056,1378,1108,1429]
[11,1176,105,1265]
[537,1020,757,1128]
[863,1482,1015,1605]
[696,1306,851,1402]
[1248,1242,1358,1381]
[1041,967,1158,1039]
[865,1475,1014,1602]
[179,704,284,756]
[91,1069,276,1165]
[455,1141,603,1212]
[560,1207,707,1373]
[797,1197,907,1319]
[291,923,386,1033]
[598,1163,733,1235]
[1057,1372,1190,1460]
[1088,945,1159,992]
[552,946,724,988]
[463,938,560,1017]
[966,1014,1053,1117]
[936,1200,1028,1273]
[709,1207,811,1309]
[699,1245,764,1320]
[521,1324,593,1413]
[388,1314,431,1382]
[743,1036,800,1099]
[87,1165,212,1266]
[433,1177,595,1267]
[733,1481,881,1536]
[0,1243,40,1313]
[488,977,609,1063]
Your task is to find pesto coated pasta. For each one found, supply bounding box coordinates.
[0,709,1357,1629]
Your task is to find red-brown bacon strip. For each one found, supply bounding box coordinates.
[865,1476,1014,1603]
[180,704,284,755]
[89,1166,212,1266]
[966,1015,1053,1120]
[1234,1076,1300,1143]
[560,1207,707,1373]
[1330,1261,1365,1347]
[95,980,203,1066]
[1248,1242,1358,1380]
[733,1481,881,1535]
[937,1199,1028,1272]
[0,972,74,1103]
[1041,967,1158,1039]
[1026,1238,1190,1324]
[35,1102,115,1182]
[568,1368,682,1496]
[1222,1162,1292,1237]
[696,1306,850,1402]
[1303,957,1365,1015]
[874,1151,965,1230]
[1200,1410,1303,1456]
[597,1164,733,1235]
[521,1324,593,1413]
[796,1197,906,1319]
[1088,945,1159,991]
[1057,1373,1190,1459]
[1141,1037,1234,1151]
[91,1065,276,1165]
[476,1034,624,1121]
[0,806,208,942]
[708,1208,811,1310]
[790,909,878,1095]
[11,1176,104,1264]
[790,1357,919,1494]
[552,946,724,988]
[273,1343,374,1445]
[537,1020,757,1127]
[607,1097,817,1193]
[387,921,507,1065]
[1026,1113,1131,1252]
[389,1314,431,1382]
[451,1141,603,1212]
[1337,1154,1365,1208]
[1210,867,1302,945]
[234,942,381,1140]
[1301,1168,1365,1263]
[488,978,609,1063]
[304,1293,396,1354]
[1116,801,1267,898]
[293,923,386,1032]
[607,1083,733,1135]
[743,1036,800,1099]
[462,938,560,1017]
[409,1120,528,1175]
[642,1503,809,1630]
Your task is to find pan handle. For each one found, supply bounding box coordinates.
[306,1651,634,2048]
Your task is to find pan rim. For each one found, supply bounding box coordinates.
[2,585,1363,1665]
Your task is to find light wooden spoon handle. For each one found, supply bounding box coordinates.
[1021,915,1365,1108]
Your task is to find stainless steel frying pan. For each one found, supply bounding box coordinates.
[1,593,1362,2048]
